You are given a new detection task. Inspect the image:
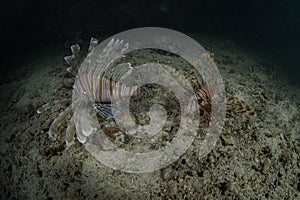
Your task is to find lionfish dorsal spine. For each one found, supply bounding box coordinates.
[93,38,130,98]
[64,55,75,66]
[93,38,128,78]
[71,44,80,57]
[64,44,81,76]
[88,37,99,52]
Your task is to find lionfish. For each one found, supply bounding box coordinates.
[184,53,255,122]
[39,38,139,146]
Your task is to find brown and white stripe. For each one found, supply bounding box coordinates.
[72,38,138,104]
[195,84,212,120]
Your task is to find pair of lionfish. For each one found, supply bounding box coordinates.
[39,37,254,147]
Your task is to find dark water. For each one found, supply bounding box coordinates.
[1,0,299,84]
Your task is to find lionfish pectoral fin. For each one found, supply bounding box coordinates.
[94,100,128,120]
[48,104,73,141]
[37,99,70,114]
[94,103,114,119]
[66,116,76,146]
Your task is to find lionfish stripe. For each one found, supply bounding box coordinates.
[117,82,122,100]
[104,78,111,102]
[109,78,113,99]
[81,73,91,98]
[101,77,106,102]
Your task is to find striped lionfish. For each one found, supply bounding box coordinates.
[40,38,139,146]
[185,53,255,122]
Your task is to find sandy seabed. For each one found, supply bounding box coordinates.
[0,34,299,199]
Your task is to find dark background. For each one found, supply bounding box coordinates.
[1,0,299,83]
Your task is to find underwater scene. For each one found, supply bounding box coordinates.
[0,0,299,199]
